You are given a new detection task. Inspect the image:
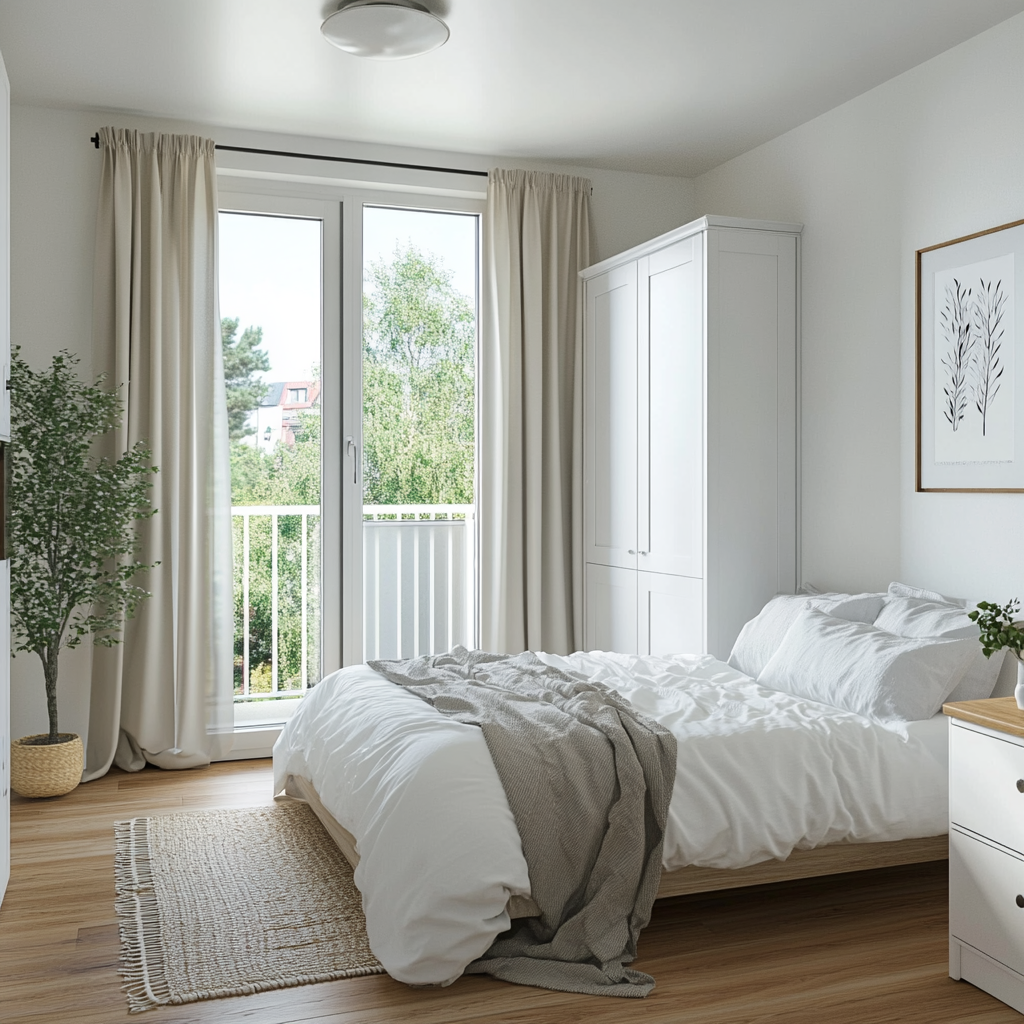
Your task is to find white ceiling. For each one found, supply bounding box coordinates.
[1,0,1023,177]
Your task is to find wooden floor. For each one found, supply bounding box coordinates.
[0,760,1018,1024]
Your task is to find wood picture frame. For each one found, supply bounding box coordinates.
[917,217,1024,492]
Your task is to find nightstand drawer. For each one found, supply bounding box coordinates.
[951,829,1024,978]
[950,724,1024,854]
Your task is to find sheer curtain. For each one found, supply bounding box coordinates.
[83,128,233,779]
[480,169,592,655]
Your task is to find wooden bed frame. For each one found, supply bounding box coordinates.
[285,774,948,917]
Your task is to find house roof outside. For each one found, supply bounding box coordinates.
[259,382,286,409]
[261,381,320,410]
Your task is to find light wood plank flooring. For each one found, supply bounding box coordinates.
[0,759,1017,1023]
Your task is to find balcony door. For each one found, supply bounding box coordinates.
[218,192,341,727]
[357,205,479,662]
[219,184,480,725]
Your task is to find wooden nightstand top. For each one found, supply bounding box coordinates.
[944,696,1024,739]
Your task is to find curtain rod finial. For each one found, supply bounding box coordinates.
[90,133,100,149]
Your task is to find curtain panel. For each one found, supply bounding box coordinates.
[84,127,233,779]
[480,169,592,655]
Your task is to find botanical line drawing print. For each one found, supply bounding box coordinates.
[924,238,1017,485]
[940,278,974,432]
[971,277,1007,437]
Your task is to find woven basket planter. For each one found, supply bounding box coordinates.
[11,733,83,798]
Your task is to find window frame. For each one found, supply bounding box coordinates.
[218,170,484,675]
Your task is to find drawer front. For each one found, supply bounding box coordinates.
[951,829,1024,977]
[950,725,1024,854]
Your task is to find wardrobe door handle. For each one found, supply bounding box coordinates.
[1016,779,1024,793]
[628,549,636,555]
[1016,895,1024,909]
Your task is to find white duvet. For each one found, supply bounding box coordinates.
[272,651,948,987]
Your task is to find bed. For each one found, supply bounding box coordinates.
[272,584,1011,990]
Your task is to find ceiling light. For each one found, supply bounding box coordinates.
[321,1,450,60]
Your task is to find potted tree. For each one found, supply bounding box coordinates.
[8,349,158,797]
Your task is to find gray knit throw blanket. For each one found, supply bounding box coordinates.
[367,646,677,997]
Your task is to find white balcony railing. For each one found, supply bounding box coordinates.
[362,505,476,661]
[232,503,475,700]
[233,504,320,701]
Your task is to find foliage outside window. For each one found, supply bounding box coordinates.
[362,243,475,508]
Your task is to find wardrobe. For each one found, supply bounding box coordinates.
[581,215,801,660]
[0,44,10,908]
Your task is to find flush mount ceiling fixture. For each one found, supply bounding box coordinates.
[321,0,450,60]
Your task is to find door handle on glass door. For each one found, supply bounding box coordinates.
[346,435,358,485]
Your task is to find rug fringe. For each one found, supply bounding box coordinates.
[114,817,173,1013]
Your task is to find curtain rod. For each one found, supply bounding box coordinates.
[89,134,490,179]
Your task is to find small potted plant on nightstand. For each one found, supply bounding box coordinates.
[968,599,1024,709]
[8,349,158,798]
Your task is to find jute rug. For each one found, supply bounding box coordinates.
[114,801,384,1013]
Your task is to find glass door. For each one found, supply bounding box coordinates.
[218,193,341,726]
[218,184,480,688]
[358,205,479,660]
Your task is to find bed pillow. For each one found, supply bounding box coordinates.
[809,593,886,622]
[887,582,967,608]
[727,592,884,680]
[874,597,977,638]
[757,608,975,723]
[875,596,1003,703]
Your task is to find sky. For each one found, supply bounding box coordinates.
[218,206,478,384]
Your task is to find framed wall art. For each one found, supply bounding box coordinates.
[917,217,1024,491]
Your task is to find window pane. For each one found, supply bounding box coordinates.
[362,206,477,659]
[219,212,322,723]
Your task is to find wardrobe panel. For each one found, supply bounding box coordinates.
[584,562,637,654]
[639,570,703,658]
[584,264,637,570]
[643,238,703,579]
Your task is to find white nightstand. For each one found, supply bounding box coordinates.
[945,696,1024,1014]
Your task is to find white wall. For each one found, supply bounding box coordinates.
[695,12,1024,603]
[8,103,695,745]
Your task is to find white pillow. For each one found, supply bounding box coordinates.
[887,582,966,608]
[875,596,1003,703]
[757,608,975,723]
[874,597,977,638]
[810,594,886,623]
[727,592,884,679]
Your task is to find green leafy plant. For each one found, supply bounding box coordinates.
[8,349,159,744]
[967,599,1024,661]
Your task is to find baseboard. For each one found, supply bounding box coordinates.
[214,725,281,761]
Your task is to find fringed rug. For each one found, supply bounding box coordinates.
[114,801,384,1013]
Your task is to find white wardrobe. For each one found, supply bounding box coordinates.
[581,216,800,660]
[0,44,10,908]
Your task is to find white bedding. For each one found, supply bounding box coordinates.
[272,651,948,987]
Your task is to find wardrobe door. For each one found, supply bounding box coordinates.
[584,563,637,654]
[638,570,703,657]
[584,263,638,571]
[0,45,9,908]
[0,562,8,907]
[638,238,703,580]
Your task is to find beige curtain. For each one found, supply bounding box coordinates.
[480,169,592,655]
[83,128,233,779]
